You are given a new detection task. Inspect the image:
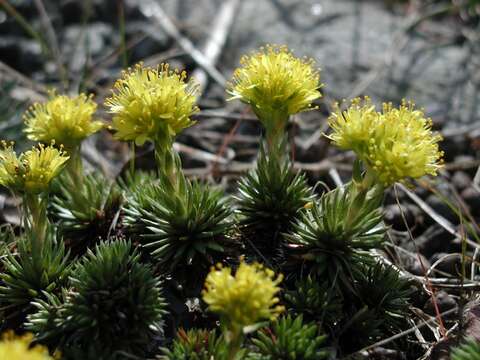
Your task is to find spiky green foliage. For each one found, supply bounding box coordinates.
[52,173,123,255]
[338,263,413,351]
[0,229,70,320]
[353,263,413,330]
[249,315,330,360]
[452,339,480,360]
[285,182,385,282]
[26,291,65,344]
[118,169,156,195]
[28,240,166,359]
[124,171,233,274]
[160,328,232,360]
[284,275,342,325]
[0,224,15,249]
[236,145,313,251]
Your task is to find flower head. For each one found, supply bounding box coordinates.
[228,45,322,124]
[327,97,379,156]
[105,63,199,146]
[202,260,284,329]
[0,331,55,360]
[24,93,102,150]
[0,142,69,194]
[328,98,443,186]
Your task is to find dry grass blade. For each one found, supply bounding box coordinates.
[0,61,47,98]
[397,183,480,250]
[394,185,447,338]
[473,165,480,193]
[32,0,67,88]
[342,307,458,359]
[139,0,227,88]
[192,0,240,94]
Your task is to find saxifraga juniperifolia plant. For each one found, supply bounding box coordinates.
[282,96,443,352]
[106,63,235,290]
[23,92,123,256]
[228,45,322,259]
[0,143,70,326]
[286,97,443,282]
[26,240,166,359]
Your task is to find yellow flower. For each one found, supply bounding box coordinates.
[327,97,379,156]
[24,93,102,149]
[202,261,284,329]
[0,142,69,194]
[105,63,199,146]
[228,45,322,123]
[328,99,443,186]
[0,331,55,360]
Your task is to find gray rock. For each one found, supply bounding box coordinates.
[156,0,480,125]
[461,186,480,215]
[399,251,431,277]
[425,194,458,224]
[423,290,457,318]
[452,171,472,191]
[384,203,423,230]
[62,23,114,72]
[416,225,455,258]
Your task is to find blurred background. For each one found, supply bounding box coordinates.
[0,0,479,200]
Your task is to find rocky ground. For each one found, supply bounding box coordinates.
[1,0,480,358]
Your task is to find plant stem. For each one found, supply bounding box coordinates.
[264,118,288,157]
[65,145,84,188]
[23,194,48,256]
[226,326,243,360]
[154,138,179,190]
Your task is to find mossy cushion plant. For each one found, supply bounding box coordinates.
[0,228,70,323]
[284,275,343,325]
[124,169,233,277]
[0,44,447,359]
[52,172,123,256]
[160,328,230,360]
[27,240,166,359]
[249,315,330,360]
[452,339,480,360]
[285,179,385,284]
[236,143,313,254]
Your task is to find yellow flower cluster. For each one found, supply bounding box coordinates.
[202,261,284,329]
[228,45,322,123]
[105,63,199,146]
[24,93,102,150]
[0,142,69,194]
[328,97,443,185]
[0,331,54,360]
